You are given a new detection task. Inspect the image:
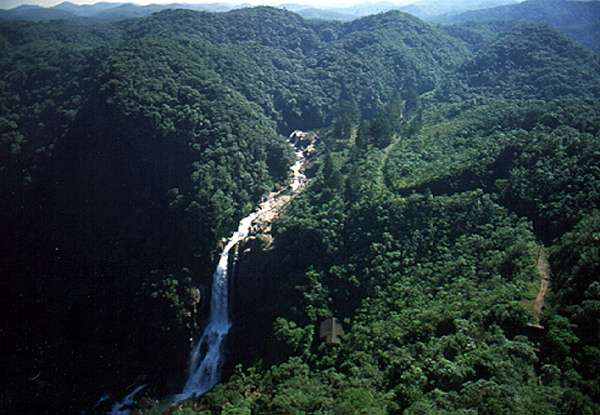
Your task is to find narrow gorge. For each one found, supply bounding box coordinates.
[178,135,313,401]
[109,134,314,413]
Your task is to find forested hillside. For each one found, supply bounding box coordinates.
[183,98,600,414]
[2,4,600,414]
[441,0,600,53]
[0,0,519,23]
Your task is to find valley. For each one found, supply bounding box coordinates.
[1,1,599,414]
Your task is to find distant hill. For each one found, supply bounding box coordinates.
[0,1,241,22]
[292,7,356,21]
[400,0,520,19]
[0,4,76,21]
[288,0,519,21]
[442,0,600,52]
[0,0,522,22]
[53,1,126,17]
[460,24,600,98]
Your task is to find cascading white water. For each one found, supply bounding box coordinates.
[108,384,146,415]
[175,213,257,401]
[173,139,310,402]
[102,217,258,411]
[99,138,311,413]
[290,149,307,192]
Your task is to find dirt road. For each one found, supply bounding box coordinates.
[532,246,550,321]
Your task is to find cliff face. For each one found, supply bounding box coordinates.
[226,165,314,374]
[225,238,280,376]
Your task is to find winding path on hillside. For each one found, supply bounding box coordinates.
[532,246,550,322]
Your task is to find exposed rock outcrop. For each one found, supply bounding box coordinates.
[224,137,315,375]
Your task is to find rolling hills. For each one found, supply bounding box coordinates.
[1,4,600,413]
[442,0,600,53]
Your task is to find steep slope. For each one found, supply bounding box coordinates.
[122,8,470,128]
[0,8,472,412]
[175,95,600,414]
[384,98,600,240]
[173,100,600,415]
[2,21,294,413]
[460,24,600,99]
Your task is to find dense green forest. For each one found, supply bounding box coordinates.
[1,3,600,414]
[0,0,517,24]
[205,97,600,414]
[441,0,600,53]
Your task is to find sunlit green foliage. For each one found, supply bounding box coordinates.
[460,25,600,99]
[179,85,600,415]
[3,5,600,414]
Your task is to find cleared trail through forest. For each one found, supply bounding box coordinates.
[380,134,400,191]
[532,246,550,322]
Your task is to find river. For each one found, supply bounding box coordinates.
[174,140,309,401]
[104,137,311,413]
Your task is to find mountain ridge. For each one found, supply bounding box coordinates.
[2,5,600,413]
[441,0,600,52]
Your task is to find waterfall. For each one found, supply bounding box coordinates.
[175,139,310,402]
[175,213,257,402]
[108,385,146,415]
[99,137,311,413]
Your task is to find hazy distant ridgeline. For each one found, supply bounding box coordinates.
[441,0,600,52]
[0,1,240,21]
[0,0,521,22]
[2,0,599,54]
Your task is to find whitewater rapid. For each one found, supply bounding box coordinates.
[175,212,257,401]
[108,385,146,415]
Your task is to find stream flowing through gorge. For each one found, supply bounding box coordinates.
[175,212,257,401]
[105,137,311,413]
[176,141,308,401]
[175,140,309,401]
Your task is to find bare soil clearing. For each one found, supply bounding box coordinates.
[532,246,551,323]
